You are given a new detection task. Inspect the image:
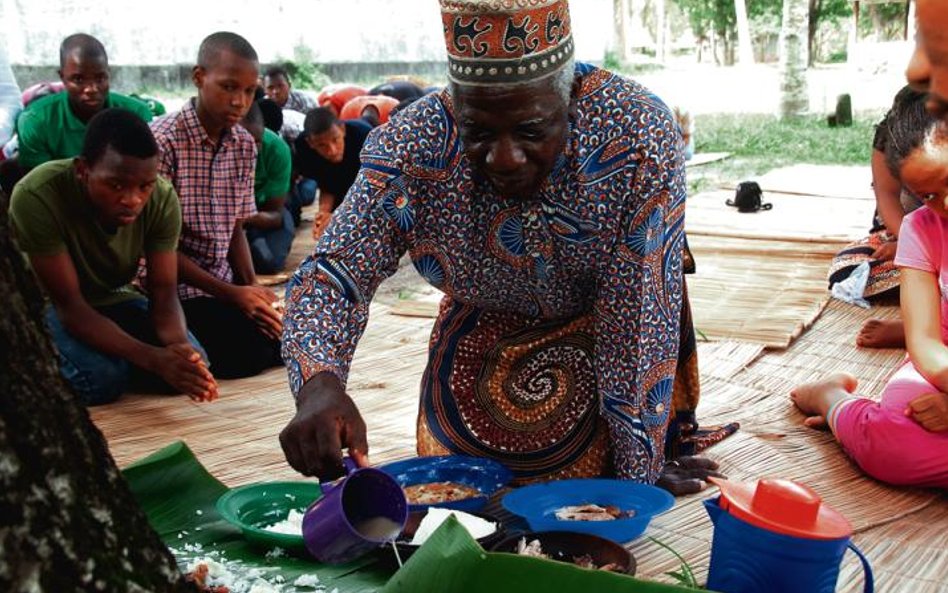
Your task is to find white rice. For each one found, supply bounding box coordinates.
[409,508,496,546]
[261,509,305,535]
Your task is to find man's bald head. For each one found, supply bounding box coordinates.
[197,32,258,70]
[59,33,108,69]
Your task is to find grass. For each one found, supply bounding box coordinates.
[688,112,878,194]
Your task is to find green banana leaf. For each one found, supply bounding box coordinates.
[123,441,390,592]
[124,441,699,593]
[383,517,698,593]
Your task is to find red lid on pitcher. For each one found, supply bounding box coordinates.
[710,477,852,540]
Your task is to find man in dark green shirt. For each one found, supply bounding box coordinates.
[11,34,152,174]
[241,103,294,274]
[9,109,217,405]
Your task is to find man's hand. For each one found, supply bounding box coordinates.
[311,211,331,241]
[228,285,283,339]
[152,343,218,401]
[871,240,898,262]
[906,392,948,432]
[279,373,369,480]
[656,456,725,496]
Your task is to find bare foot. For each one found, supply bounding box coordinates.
[857,319,905,349]
[790,373,858,429]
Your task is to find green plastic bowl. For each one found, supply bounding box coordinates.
[216,481,322,552]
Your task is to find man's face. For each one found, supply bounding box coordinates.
[193,50,260,131]
[76,146,159,228]
[265,74,291,107]
[305,123,346,163]
[454,76,572,200]
[59,50,110,122]
[909,0,948,121]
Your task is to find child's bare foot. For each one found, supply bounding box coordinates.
[790,373,858,429]
[856,319,905,349]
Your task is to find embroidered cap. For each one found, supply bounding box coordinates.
[440,0,574,85]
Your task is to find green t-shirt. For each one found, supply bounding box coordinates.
[9,159,181,307]
[15,92,154,169]
[254,128,292,206]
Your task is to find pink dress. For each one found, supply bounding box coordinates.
[828,207,948,489]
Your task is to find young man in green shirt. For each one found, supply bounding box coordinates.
[9,109,217,405]
[241,102,294,274]
[14,34,153,171]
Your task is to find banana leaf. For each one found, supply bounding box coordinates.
[382,517,698,593]
[124,442,699,593]
[122,441,390,592]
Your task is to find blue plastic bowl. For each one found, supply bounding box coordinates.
[501,479,674,543]
[378,455,513,513]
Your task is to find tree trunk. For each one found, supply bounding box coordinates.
[614,0,633,63]
[723,31,734,66]
[0,194,196,590]
[807,0,822,66]
[779,0,809,119]
[655,0,667,64]
[869,4,884,39]
[734,0,755,65]
[711,31,721,66]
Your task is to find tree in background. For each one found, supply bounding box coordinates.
[614,0,634,64]
[675,0,737,64]
[779,0,809,118]
[735,0,755,64]
[807,0,849,64]
[672,0,905,65]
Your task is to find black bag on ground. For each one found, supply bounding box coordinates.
[726,181,772,213]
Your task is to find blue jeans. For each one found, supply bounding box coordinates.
[247,206,296,274]
[45,299,206,406]
[288,177,317,226]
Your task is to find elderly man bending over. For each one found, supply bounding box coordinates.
[280,0,721,493]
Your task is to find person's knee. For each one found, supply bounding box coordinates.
[63,359,129,406]
[295,178,317,206]
[249,236,278,275]
[845,413,935,486]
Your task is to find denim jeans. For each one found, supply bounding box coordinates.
[45,299,207,406]
[288,177,317,226]
[247,206,296,274]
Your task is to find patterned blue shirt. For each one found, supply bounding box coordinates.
[282,64,686,482]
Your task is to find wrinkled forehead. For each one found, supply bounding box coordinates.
[452,77,565,119]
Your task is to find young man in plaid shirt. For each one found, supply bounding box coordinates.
[150,32,282,379]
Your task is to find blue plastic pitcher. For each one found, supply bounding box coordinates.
[704,478,873,593]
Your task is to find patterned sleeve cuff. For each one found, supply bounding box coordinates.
[282,336,350,399]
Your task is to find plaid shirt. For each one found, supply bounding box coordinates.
[150,99,257,300]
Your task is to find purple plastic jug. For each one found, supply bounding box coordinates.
[302,458,408,564]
